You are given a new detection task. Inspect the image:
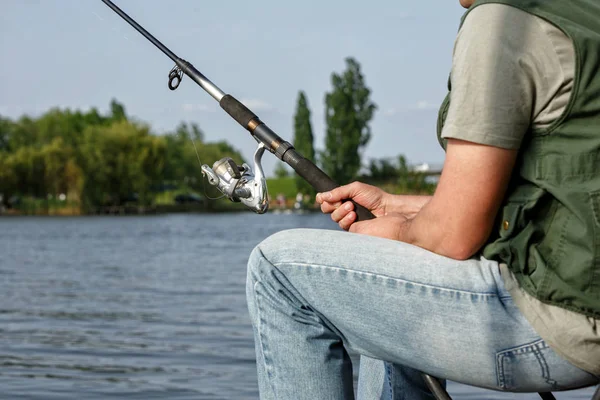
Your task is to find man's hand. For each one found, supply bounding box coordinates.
[347,212,410,241]
[316,182,389,230]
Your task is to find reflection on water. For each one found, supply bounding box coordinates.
[0,214,596,399]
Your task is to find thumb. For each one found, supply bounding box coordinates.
[348,219,372,234]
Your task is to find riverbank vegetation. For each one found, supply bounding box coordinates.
[0,59,437,216]
[0,100,245,215]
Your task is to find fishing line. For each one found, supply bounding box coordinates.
[190,139,225,201]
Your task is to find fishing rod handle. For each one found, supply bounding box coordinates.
[220,95,257,129]
[282,148,374,222]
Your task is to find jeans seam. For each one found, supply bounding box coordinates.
[385,362,393,399]
[497,352,507,389]
[532,342,558,390]
[253,259,279,399]
[273,262,500,298]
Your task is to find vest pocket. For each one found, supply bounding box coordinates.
[498,203,522,239]
[499,185,548,239]
[488,185,550,275]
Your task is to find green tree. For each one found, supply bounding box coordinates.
[83,107,105,126]
[273,162,290,179]
[396,155,434,194]
[36,109,80,149]
[322,57,376,184]
[0,100,249,212]
[110,98,127,122]
[367,157,399,182]
[0,153,17,206]
[41,137,73,197]
[8,116,38,150]
[78,121,166,208]
[174,121,204,142]
[163,122,205,185]
[366,154,436,195]
[292,91,316,197]
[0,117,12,151]
[10,145,46,198]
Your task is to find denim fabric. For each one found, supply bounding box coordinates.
[246,229,598,399]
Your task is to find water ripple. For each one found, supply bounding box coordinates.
[0,214,596,399]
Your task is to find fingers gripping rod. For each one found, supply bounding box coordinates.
[100,1,449,398]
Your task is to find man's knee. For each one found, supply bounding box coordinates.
[251,228,313,265]
[246,231,290,286]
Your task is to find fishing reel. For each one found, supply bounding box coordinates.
[201,143,269,214]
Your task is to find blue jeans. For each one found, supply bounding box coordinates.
[246,229,598,399]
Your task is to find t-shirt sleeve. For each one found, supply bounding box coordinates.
[441,4,543,149]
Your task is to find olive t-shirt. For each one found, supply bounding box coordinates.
[441,4,600,376]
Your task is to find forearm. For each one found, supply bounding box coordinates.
[396,201,489,260]
[384,195,432,218]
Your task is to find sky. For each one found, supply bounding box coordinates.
[0,0,466,176]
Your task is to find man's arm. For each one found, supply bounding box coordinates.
[385,194,432,219]
[349,138,517,260]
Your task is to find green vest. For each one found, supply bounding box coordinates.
[437,0,600,318]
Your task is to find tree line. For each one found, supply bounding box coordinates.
[0,100,244,210]
[0,57,435,212]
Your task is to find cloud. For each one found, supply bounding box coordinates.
[415,100,438,110]
[182,103,216,113]
[382,101,439,117]
[0,106,9,115]
[240,98,274,112]
[383,107,400,117]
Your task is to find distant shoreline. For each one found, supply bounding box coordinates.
[0,204,320,217]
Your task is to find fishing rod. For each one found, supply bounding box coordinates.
[99,1,450,398]
[100,0,375,219]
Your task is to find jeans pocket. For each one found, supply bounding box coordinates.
[496,339,597,392]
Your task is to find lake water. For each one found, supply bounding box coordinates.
[0,213,596,399]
